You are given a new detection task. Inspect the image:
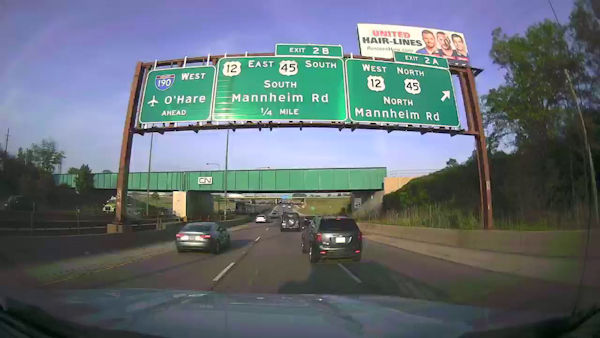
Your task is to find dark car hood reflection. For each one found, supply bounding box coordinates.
[1,289,563,337]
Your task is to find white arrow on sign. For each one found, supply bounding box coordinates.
[441,91,450,102]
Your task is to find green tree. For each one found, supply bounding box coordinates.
[569,0,600,110]
[17,139,66,173]
[101,169,112,173]
[383,4,598,228]
[446,158,458,167]
[67,167,79,174]
[75,164,94,194]
[484,21,584,150]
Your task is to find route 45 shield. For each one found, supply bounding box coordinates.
[155,74,175,91]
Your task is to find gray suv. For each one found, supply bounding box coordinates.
[280,212,300,231]
[301,216,362,263]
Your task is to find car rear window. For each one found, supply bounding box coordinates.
[319,218,358,231]
[183,224,212,232]
[283,213,299,220]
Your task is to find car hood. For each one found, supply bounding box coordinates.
[0,289,563,337]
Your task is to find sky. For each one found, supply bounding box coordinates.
[0,0,575,175]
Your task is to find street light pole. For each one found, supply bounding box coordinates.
[4,128,8,154]
[206,162,221,218]
[206,162,221,170]
[146,133,154,217]
[223,130,230,221]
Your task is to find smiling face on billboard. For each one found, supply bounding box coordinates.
[357,24,471,66]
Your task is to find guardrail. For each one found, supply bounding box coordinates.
[0,212,181,237]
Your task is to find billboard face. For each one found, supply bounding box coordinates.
[357,23,470,66]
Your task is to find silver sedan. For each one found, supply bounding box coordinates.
[175,222,231,254]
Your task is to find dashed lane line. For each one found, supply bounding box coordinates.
[212,262,236,282]
[337,263,362,283]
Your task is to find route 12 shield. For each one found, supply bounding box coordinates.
[155,74,175,91]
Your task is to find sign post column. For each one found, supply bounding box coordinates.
[113,62,145,230]
[461,68,493,229]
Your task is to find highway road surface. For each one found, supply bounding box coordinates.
[43,205,582,315]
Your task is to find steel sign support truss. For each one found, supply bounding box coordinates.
[114,53,493,229]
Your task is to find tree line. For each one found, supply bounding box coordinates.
[1,139,102,209]
[382,0,599,229]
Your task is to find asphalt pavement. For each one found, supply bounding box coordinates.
[44,205,581,316]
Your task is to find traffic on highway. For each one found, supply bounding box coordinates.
[2,0,600,337]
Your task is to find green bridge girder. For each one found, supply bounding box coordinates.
[53,167,386,192]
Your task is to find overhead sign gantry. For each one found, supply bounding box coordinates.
[114,41,492,230]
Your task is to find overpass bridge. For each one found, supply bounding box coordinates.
[53,167,387,193]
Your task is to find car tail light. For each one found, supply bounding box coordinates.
[358,231,363,241]
[355,250,361,253]
[200,234,211,239]
[316,233,322,242]
[176,233,184,238]
[320,251,326,255]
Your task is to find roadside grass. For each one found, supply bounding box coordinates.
[357,204,589,231]
[298,197,351,216]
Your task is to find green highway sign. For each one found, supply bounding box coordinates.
[139,66,215,123]
[394,51,449,69]
[345,58,459,128]
[276,44,343,57]
[213,56,347,121]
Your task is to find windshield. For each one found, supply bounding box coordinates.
[182,224,212,232]
[283,213,299,220]
[319,219,358,231]
[1,0,599,337]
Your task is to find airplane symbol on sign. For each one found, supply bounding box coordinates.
[147,95,159,107]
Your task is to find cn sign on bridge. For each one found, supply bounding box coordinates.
[345,52,459,128]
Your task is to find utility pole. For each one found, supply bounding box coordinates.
[4,128,9,154]
[206,162,221,219]
[565,70,599,224]
[223,130,230,221]
[146,133,154,216]
[547,0,598,224]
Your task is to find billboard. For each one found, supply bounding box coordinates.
[357,23,470,66]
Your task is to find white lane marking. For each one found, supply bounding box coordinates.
[213,262,235,282]
[337,263,362,284]
[255,236,261,242]
[266,227,270,231]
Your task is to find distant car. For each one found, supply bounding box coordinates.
[301,216,362,263]
[102,204,115,213]
[255,214,267,223]
[280,212,300,232]
[176,222,230,254]
[3,195,34,211]
[302,216,314,228]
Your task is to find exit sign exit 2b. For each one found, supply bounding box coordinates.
[276,44,343,57]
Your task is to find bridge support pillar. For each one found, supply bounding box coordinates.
[351,190,384,214]
[106,223,134,233]
[173,191,214,222]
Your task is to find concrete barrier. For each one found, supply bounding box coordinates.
[219,216,253,229]
[358,223,600,287]
[358,223,587,258]
[0,222,187,267]
[0,220,255,287]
